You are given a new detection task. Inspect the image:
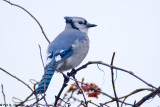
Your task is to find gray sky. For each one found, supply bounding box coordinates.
[0,0,160,106]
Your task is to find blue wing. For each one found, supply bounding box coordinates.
[36,47,73,94]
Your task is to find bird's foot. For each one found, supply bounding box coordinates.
[67,68,77,76]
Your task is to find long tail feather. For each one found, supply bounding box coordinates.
[36,67,55,94]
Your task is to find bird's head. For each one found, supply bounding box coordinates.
[64,16,97,34]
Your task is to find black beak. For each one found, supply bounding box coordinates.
[86,23,97,28]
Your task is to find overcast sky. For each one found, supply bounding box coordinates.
[0,0,160,106]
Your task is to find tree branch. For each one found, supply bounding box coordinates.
[54,73,69,106]
[15,91,35,107]
[102,88,153,106]
[1,84,6,107]
[0,67,33,92]
[72,75,87,106]
[3,0,50,44]
[110,52,119,107]
[133,87,160,107]
[74,61,157,89]
[0,67,39,106]
[67,69,87,106]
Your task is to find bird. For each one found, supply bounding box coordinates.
[36,16,97,94]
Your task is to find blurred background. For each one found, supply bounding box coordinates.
[0,0,160,106]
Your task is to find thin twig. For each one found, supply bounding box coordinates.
[32,94,47,106]
[12,97,23,103]
[51,65,71,106]
[72,96,82,102]
[63,91,74,106]
[58,92,67,106]
[1,84,6,107]
[58,97,71,107]
[33,82,39,107]
[54,73,69,106]
[120,88,154,107]
[133,87,160,107]
[81,81,133,106]
[52,61,153,106]
[110,52,119,107]
[73,75,87,107]
[75,61,157,89]
[120,88,154,99]
[66,75,133,106]
[3,0,50,44]
[0,67,40,106]
[69,76,133,106]
[87,100,99,106]
[42,94,49,107]
[102,88,153,106]
[38,44,45,68]
[68,69,87,106]
[16,83,39,107]
[0,67,33,92]
[52,66,117,106]
[15,92,34,107]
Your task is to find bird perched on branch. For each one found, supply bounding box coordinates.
[36,16,97,94]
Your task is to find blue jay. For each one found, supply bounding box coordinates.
[36,16,97,94]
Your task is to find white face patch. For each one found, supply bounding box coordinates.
[55,55,62,62]
[74,22,88,34]
[78,28,88,34]
[72,18,89,34]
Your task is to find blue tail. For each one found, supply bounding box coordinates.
[36,66,55,94]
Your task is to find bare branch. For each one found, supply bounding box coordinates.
[134,87,160,107]
[102,88,153,106]
[15,91,35,107]
[38,44,45,68]
[0,67,33,92]
[54,73,69,106]
[1,84,6,107]
[33,82,39,107]
[75,61,157,89]
[120,88,153,107]
[72,75,87,106]
[110,52,119,107]
[58,97,71,107]
[3,0,50,44]
[120,88,154,100]
[0,67,39,106]
[58,92,68,106]
[87,100,99,107]
[80,81,133,106]
[52,65,133,106]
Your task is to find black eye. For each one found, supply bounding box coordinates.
[78,21,83,24]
